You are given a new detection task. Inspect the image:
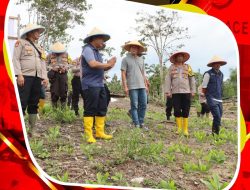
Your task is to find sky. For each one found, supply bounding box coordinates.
[6,0,238,80]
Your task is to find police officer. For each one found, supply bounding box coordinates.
[12,24,48,136]
[202,56,226,135]
[71,57,84,116]
[165,51,196,136]
[81,27,116,143]
[198,84,210,118]
[47,42,71,108]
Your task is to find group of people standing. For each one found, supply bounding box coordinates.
[12,23,227,142]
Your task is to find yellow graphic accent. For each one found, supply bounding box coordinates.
[3,41,13,82]
[0,132,27,160]
[0,132,58,190]
[162,1,207,14]
[28,162,58,190]
[240,109,250,152]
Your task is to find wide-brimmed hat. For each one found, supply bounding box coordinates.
[207,56,227,67]
[20,23,45,39]
[49,42,66,53]
[170,52,190,63]
[122,40,146,54]
[84,27,110,44]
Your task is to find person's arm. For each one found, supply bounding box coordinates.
[121,58,129,96]
[71,66,80,73]
[88,58,116,69]
[189,76,196,95]
[83,47,116,69]
[13,40,22,75]
[165,67,172,97]
[12,40,24,86]
[121,70,129,96]
[142,62,149,92]
[202,73,210,94]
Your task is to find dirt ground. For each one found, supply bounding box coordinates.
[28,97,238,189]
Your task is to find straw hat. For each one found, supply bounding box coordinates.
[50,42,66,53]
[84,27,110,44]
[207,56,227,67]
[170,52,190,63]
[122,40,146,53]
[20,23,45,39]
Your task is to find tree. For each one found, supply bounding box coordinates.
[134,10,189,99]
[145,63,168,100]
[223,68,237,99]
[107,74,123,95]
[17,0,91,50]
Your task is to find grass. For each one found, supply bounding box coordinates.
[183,160,210,173]
[201,174,229,190]
[56,171,69,182]
[47,125,61,141]
[194,131,207,142]
[80,143,102,161]
[30,139,50,159]
[157,179,177,190]
[204,149,226,164]
[41,104,76,123]
[31,101,237,189]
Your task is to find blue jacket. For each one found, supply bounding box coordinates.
[81,44,104,90]
[205,68,223,105]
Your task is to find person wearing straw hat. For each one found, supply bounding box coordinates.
[46,42,72,108]
[202,56,226,135]
[121,40,149,129]
[12,23,48,136]
[165,51,196,136]
[81,27,116,143]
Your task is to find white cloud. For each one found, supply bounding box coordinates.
[7,0,238,80]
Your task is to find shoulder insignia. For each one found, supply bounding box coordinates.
[188,65,195,77]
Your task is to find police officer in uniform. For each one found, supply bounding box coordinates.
[81,27,116,143]
[12,24,48,136]
[47,42,71,108]
[165,51,196,136]
[71,57,84,116]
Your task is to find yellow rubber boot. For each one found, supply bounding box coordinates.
[95,116,112,140]
[183,117,189,136]
[38,99,45,112]
[83,117,96,143]
[176,117,182,134]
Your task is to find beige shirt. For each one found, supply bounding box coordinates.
[165,63,196,95]
[198,85,206,103]
[12,39,47,80]
[71,58,81,77]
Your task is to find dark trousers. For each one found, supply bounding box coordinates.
[104,83,111,107]
[71,76,84,112]
[166,97,173,117]
[172,93,191,118]
[201,102,210,115]
[40,85,46,99]
[83,87,107,117]
[209,102,223,135]
[48,71,68,105]
[17,76,41,115]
